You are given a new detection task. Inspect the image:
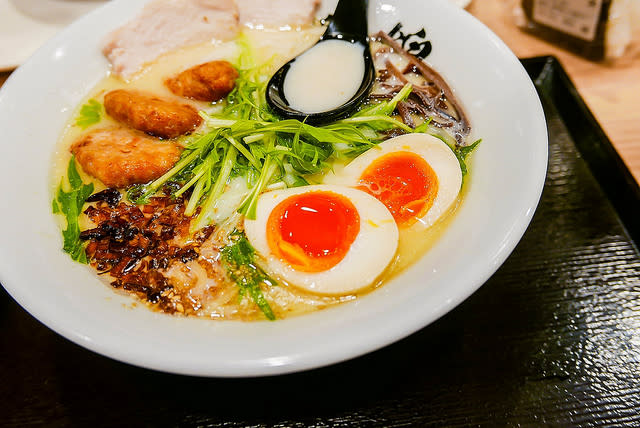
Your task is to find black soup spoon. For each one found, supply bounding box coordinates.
[265,0,375,125]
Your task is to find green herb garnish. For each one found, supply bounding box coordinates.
[53,156,94,262]
[422,126,481,179]
[221,230,276,320]
[454,138,482,177]
[75,99,102,129]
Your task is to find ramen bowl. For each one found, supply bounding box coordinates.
[0,0,546,376]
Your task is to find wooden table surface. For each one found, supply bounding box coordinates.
[1,0,638,181]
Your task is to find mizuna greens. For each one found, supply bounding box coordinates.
[221,230,277,320]
[125,43,471,235]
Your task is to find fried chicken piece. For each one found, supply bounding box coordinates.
[165,60,238,102]
[70,128,183,188]
[104,90,202,139]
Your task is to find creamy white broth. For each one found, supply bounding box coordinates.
[51,26,467,320]
[283,39,365,113]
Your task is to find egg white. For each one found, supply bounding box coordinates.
[331,133,462,228]
[244,184,399,295]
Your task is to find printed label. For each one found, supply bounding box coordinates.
[532,0,604,41]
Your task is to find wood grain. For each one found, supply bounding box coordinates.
[468,0,640,183]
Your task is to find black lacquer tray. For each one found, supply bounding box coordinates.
[2,57,640,427]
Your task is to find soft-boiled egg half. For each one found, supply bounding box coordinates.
[335,133,462,228]
[244,184,399,295]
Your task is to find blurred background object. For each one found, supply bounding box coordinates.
[10,0,107,25]
[0,0,107,71]
[512,0,640,63]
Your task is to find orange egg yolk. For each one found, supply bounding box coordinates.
[266,191,360,272]
[357,151,438,227]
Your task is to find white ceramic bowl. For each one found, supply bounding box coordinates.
[0,0,547,377]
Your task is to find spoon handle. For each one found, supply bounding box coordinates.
[324,0,369,42]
